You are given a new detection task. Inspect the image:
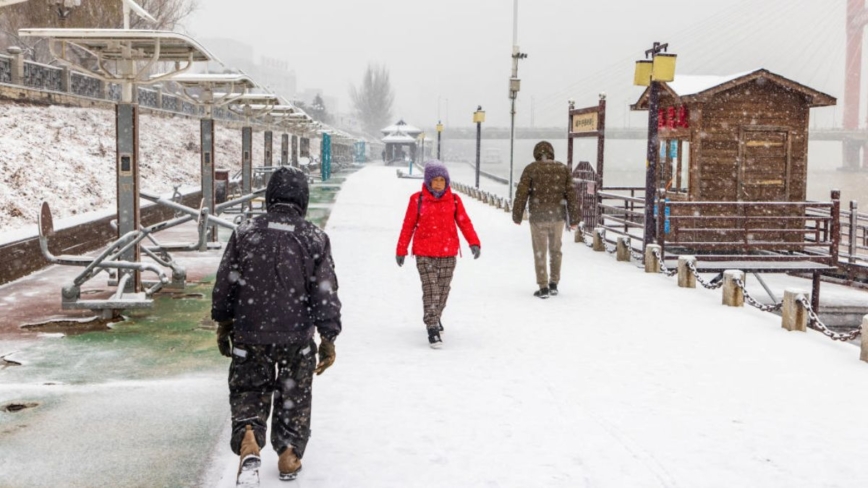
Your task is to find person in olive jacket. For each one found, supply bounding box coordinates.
[212,166,342,483]
[512,141,580,299]
[396,160,480,348]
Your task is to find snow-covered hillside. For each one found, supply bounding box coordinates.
[0,101,266,232]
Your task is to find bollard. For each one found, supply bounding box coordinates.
[677,256,697,288]
[504,201,511,213]
[592,227,605,252]
[616,237,631,262]
[861,315,868,363]
[644,245,661,273]
[722,270,745,307]
[8,46,23,86]
[781,289,808,332]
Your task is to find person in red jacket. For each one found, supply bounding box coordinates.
[396,160,481,348]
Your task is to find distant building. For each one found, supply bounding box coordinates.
[197,38,297,101]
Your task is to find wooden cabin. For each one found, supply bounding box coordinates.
[630,69,836,249]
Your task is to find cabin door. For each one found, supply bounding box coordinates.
[738,128,791,201]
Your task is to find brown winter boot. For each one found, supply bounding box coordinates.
[278,446,302,481]
[237,425,261,480]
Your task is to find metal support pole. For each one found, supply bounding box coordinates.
[437,130,442,160]
[242,126,252,197]
[644,81,661,248]
[116,103,141,293]
[831,189,841,265]
[475,121,481,188]
[850,201,859,264]
[201,118,216,243]
[509,97,516,201]
[264,130,273,188]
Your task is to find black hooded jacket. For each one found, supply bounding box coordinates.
[211,167,342,344]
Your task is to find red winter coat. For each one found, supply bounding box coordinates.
[396,186,480,258]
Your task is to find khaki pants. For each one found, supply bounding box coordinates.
[530,220,564,288]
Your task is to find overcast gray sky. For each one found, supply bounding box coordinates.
[184,0,846,129]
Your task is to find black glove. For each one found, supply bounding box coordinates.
[216,320,233,358]
[396,255,405,267]
[470,245,481,259]
[315,337,336,375]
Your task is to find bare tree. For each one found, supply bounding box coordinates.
[0,0,198,62]
[349,63,395,137]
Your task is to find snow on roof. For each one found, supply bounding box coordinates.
[382,131,417,144]
[666,71,756,96]
[381,119,421,135]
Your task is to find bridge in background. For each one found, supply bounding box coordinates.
[436,127,868,142]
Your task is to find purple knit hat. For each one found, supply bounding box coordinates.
[423,160,450,196]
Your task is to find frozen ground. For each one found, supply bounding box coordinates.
[200,164,868,488]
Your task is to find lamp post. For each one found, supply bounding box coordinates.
[436,121,443,160]
[508,0,528,202]
[473,106,485,188]
[634,42,676,249]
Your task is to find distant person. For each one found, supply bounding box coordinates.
[512,141,580,299]
[212,166,342,484]
[396,160,481,348]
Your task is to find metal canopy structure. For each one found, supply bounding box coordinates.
[20,29,215,102]
[223,93,281,202]
[19,27,216,316]
[155,72,257,244]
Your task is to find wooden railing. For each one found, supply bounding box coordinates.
[588,187,845,265]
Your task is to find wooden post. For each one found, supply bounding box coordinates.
[593,227,605,252]
[722,270,745,307]
[644,244,661,273]
[677,256,696,288]
[781,289,808,332]
[616,237,631,262]
[860,315,868,363]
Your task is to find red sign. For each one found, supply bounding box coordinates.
[658,105,689,130]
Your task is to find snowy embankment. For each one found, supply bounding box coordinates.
[208,165,868,488]
[0,102,264,235]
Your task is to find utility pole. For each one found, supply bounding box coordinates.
[508,0,528,202]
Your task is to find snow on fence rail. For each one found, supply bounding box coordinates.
[450,180,868,364]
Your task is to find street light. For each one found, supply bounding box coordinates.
[634,42,676,249]
[473,106,485,188]
[436,120,443,160]
[508,0,527,203]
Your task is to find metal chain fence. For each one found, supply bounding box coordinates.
[733,277,783,312]
[797,296,862,342]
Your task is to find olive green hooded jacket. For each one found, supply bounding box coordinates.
[512,141,581,226]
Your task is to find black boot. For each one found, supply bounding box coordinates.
[438,320,444,333]
[533,287,550,299]
[428,329,443,349]
[548,282,558,296]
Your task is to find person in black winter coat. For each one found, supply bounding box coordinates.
[211,166,342,482]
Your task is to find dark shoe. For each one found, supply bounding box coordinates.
[533,287,550,299]
[428,329,443,349]
[438,320,444,333]
[549,283,558,296]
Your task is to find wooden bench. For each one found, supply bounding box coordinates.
[672,259,836,311]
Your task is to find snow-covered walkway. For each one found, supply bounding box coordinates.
[209,164,868,488]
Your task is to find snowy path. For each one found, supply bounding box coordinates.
[209,164,868,488]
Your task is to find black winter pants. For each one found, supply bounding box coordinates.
[228,340,317,458]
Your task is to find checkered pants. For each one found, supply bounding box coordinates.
[415,256,456,330]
